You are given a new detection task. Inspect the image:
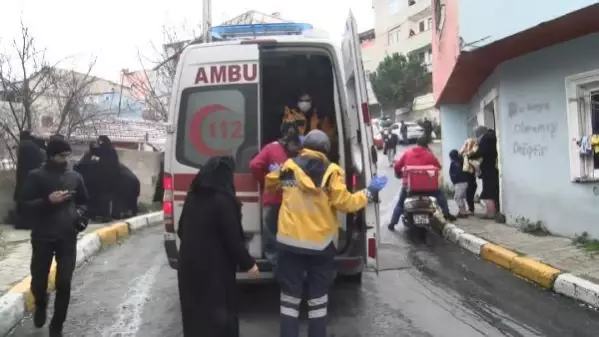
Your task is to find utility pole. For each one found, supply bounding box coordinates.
[117,68,129,117]
[202,0,212,43]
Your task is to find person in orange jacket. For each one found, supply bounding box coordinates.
[280,93,336,142]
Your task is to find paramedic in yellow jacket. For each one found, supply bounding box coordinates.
[281,93,336,142]
[265,129,388,337]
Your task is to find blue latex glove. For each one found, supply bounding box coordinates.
[367,176,388,193]
[268,163,281,172]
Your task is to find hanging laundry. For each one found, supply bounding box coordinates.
[590,134,599,154]
[579,136,593,156]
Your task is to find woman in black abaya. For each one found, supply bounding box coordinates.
[96,135,120,220]
[177,156,259,337]
[74,142,103,219]
[469,126,500,218]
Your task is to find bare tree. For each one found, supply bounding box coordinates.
[48,58,115,138]
[0,19,54,142]
[130,24,199,121]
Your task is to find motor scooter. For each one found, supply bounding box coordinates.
[401,192,438,237]
[395,166,443,238]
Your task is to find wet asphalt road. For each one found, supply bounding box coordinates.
[9,145,599,337]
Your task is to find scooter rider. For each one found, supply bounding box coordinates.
[387,136,456,231]
[265,129,388,337]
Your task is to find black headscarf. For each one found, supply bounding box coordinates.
[179,156,240,239]
[189,156,237,199]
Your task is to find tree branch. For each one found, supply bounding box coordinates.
[132,23,198,121]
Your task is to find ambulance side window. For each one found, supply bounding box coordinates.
[175,84,259,173]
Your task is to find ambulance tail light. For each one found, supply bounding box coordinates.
[368,236,377,258]
[163,173,174,232]
[361,102,371,124]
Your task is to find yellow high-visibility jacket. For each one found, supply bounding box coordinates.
[265,149,372,253]
[281,106,335,141]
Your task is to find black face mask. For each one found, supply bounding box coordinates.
[47,159,68,171]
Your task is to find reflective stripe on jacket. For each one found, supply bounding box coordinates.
[265,149,372,254]
[281,106,335,141]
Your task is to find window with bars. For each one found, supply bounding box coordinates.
[591,91,599,170]
[565,70,599,181]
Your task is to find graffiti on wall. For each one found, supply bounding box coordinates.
[508,101,556,159]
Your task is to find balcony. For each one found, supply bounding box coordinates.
[407,0,432,22]
[405,29,432,54]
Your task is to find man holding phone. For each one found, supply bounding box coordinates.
[20,137,88,337]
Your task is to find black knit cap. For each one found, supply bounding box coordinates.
[46,137,71,157]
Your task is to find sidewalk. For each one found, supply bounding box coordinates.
[0,212,162,336]
[447,201,599,307]
[0,222,115,297]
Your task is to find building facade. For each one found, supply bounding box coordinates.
[433,1,599,238]
[372,0,433,69]
[396,92,439,122]
[359,29,378,73]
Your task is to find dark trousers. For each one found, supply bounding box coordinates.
[277,249,335,337]
[466,178,477,212]
[30,238,77,330]
[263,204,280,266]
[390,186,451,226]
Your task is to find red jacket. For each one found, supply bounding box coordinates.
[249,141,288,205]
[394,146,441,184]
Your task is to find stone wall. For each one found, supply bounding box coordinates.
[0,171,16,222]
[116,149,162,204]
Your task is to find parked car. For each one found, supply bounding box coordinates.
[390,122,424,144]
[372,124,384,150]
[379,117,394,128]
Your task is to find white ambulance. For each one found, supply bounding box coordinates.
[162,13,381,283]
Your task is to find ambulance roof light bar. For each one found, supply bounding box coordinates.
[210,23,314,40]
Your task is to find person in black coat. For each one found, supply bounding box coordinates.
[384,131,400,167]
[74,142,103,220]
[20,137,89,337]
[111,164,140,219]
[469,126,500,218]
[152,153,165,203]
[14,131,45,201]
[95,135,120,220]
[177,155,259,337]
[13,131,46,229]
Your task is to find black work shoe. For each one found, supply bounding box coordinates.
[445,214,457,222]
[387,223,396,231]
[33,307,47,328]
[49,325,63,337]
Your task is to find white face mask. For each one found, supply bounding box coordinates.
[298,102,311,112]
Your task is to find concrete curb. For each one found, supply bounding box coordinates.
[440,221,599,309]
[0,211,164,336]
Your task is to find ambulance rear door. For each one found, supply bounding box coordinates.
[165,42,263,265]
[341,12,381,272]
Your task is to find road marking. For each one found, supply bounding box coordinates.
[102,255,163,337]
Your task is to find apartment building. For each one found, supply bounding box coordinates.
[373,0,433,68]
[433,1,599,239]
[359,29,377,73]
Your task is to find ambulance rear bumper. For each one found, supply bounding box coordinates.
[166,237,364,277]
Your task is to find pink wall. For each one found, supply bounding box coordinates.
[432,0,461,102]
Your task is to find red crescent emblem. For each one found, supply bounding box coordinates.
[189,104,232,156]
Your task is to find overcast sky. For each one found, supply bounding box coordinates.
[1,0,374,82]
